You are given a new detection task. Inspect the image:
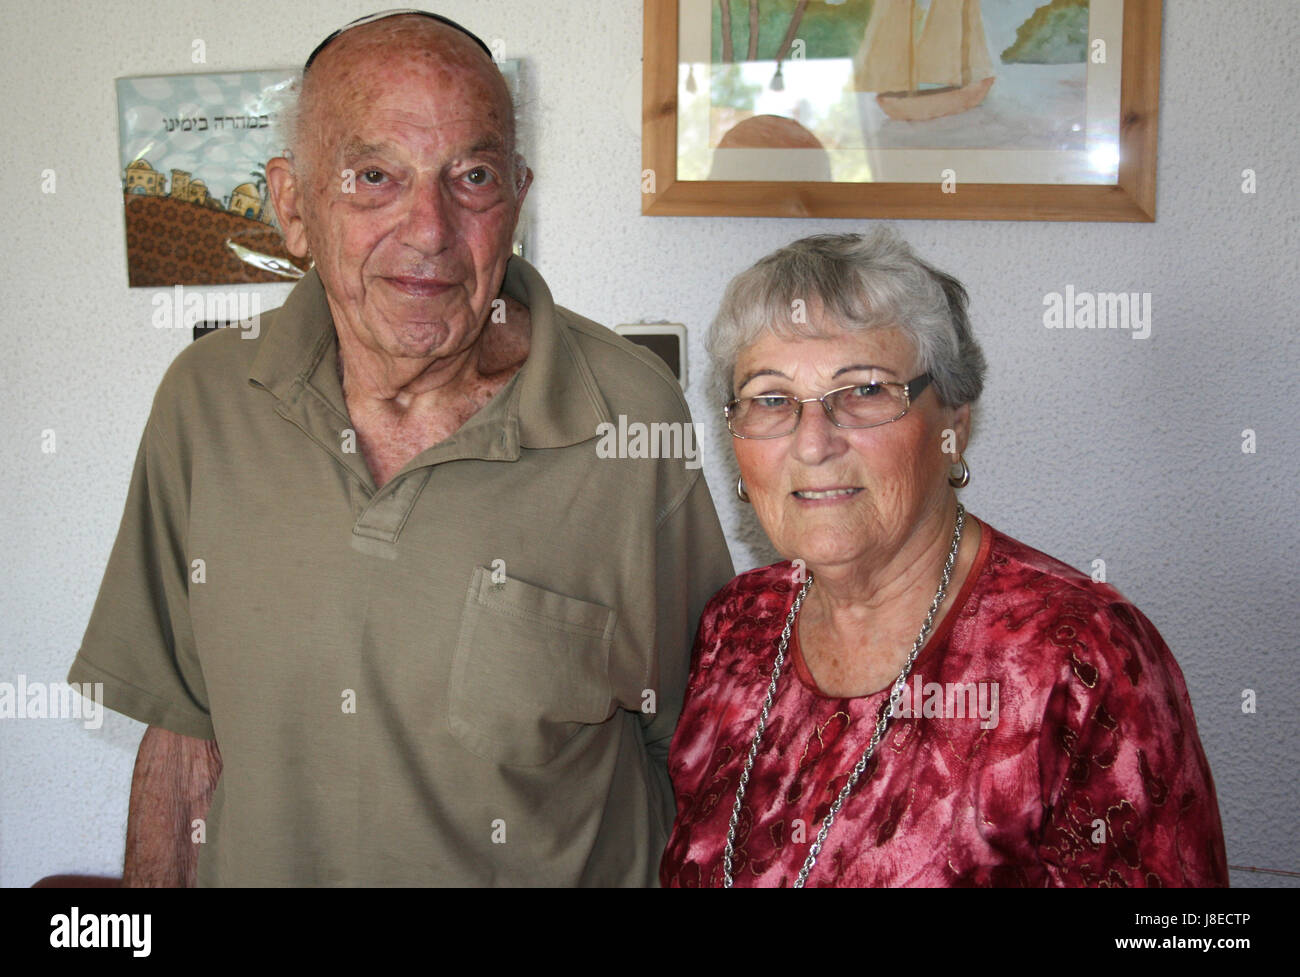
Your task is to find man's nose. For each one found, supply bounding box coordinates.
[397,177,455,252]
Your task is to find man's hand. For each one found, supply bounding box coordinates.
[122,726,222,887]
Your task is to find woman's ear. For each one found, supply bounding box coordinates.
[948,402,972,459]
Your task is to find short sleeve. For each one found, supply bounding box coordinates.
[640,473,735,764]
[68,419,214,739]
[1036,597,1228,887]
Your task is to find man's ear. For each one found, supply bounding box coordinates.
[512,159,533,212]
[267,155,310,259]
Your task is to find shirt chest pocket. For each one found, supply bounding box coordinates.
[448,566,617,766]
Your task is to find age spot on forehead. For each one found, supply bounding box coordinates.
[318,67,511,163]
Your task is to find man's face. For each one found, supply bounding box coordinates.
[285,42,529,363]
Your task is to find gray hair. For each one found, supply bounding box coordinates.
[708,228,986,408]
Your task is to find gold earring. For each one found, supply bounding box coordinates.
[948,454,970,488]
[737,475,750,503]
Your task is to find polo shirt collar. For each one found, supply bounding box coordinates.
[248,257,611,459]
[247,265,336,407]
[505,256,613,449]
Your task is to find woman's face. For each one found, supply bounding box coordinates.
[731,325,969,573]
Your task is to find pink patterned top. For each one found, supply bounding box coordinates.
[660,519,1228,887]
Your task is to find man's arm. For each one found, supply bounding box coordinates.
[643,472,735,765]
[122,726,222,888]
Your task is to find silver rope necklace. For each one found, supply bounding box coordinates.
[721,503,966,888]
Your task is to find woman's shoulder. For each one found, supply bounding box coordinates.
[972,520,1173,683]
[693,562,803,657]
[980,522,1108,593]
[979,522,1143,613]
[704,560,804,614]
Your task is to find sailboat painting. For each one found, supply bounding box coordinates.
[680,0,1116,186]
[854,0,996,121]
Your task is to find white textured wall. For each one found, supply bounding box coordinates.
[2,0,1296,887]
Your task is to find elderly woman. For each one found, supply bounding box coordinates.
[660,230,1228,888]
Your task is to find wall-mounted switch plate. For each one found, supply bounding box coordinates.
[615,322,687,388]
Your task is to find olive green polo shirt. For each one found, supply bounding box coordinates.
[69,258,734,886]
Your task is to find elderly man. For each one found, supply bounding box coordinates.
[69,11,733,886]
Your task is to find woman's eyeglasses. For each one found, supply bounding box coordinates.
[725,374,931,439]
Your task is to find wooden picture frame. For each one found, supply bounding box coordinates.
[642,0,1161,221]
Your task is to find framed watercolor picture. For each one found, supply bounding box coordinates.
[642,0,1161,220]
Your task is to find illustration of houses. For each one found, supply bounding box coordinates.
[228,182,262,220]
[169,169,212,206]
[124,159,165,195]
[117,69,305,287]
